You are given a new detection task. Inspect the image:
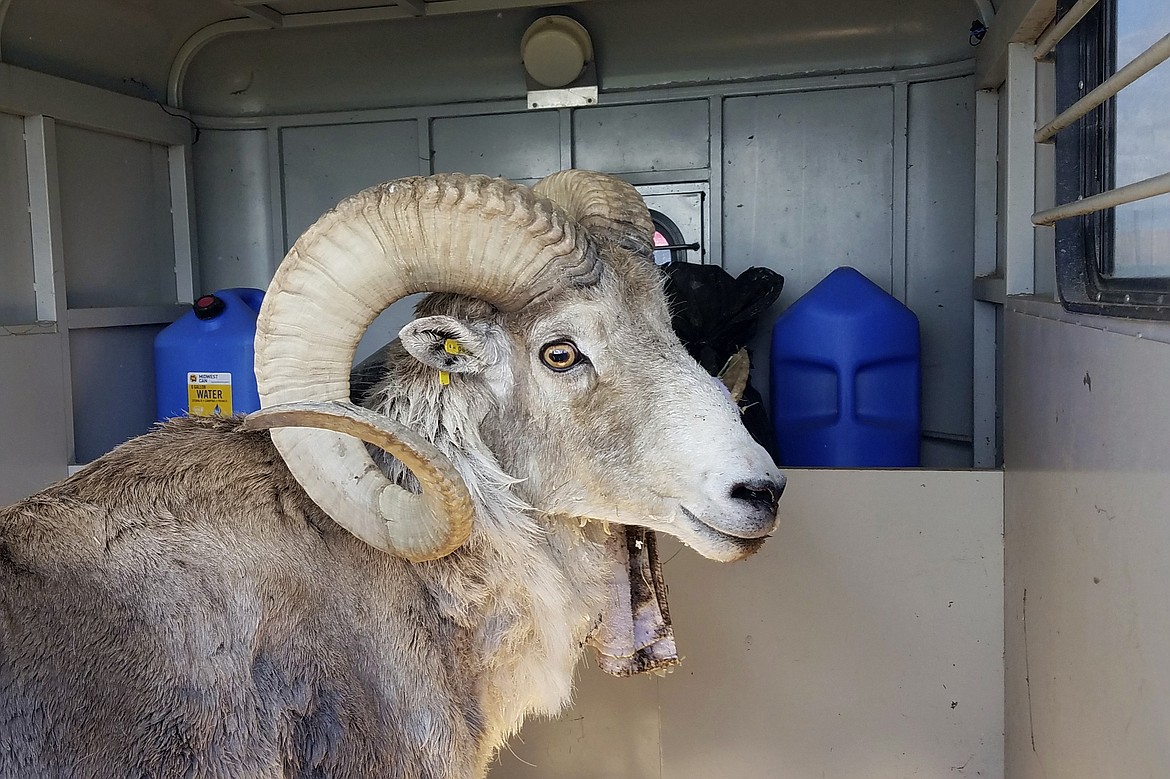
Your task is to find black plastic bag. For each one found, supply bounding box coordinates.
[662,263,784,459]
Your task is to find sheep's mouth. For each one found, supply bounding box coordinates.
[679,506,768,561]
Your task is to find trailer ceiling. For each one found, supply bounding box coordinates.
[1,0,978,112]
[0,0,599,102]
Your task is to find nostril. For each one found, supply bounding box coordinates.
[730,479,784,513]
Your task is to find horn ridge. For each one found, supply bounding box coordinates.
[534,169,655,257]
[254,173,596,560]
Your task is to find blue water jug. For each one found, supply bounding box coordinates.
[769,267,920,467]
[154,288,265,421]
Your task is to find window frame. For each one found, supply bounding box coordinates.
[1053,0,1170,319]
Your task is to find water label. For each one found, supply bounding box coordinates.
[187,372,233,417]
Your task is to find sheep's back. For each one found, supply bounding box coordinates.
[0,417,484,778]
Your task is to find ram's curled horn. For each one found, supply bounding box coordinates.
[534,170,655,257]
[251,174,598,562]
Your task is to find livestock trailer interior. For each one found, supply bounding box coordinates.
[1,0,1167,776]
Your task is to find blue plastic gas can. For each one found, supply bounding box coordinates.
[769,267,920,467]
[154,287,265,421]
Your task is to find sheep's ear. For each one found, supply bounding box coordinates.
[399,315,496,375]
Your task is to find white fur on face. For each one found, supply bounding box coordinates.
[489,292,784,563]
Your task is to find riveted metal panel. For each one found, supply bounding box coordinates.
[722,86,895,406]
[55,125,176,308]
[431,112,560,182]
[68,324,163,464]
[0,332,69,503]
[281,120,432,366]
[573,101,709,174]
[906,76,976,464]
[192,130,276,292]
[0,111,35,325]
[282,120,422,246]
[723,86,896,299]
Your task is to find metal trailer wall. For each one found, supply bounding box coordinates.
[0,65,193,503]
[0,3,1010,777]
[1002,303,1170,778]
[975,1,1170,775]
[174,0,980,469]
[495,468,1004,779]
[190,71,978,467]
[0,111,61,505]
[0,0,981,483]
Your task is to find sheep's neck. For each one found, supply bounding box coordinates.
[368,372,613,761]
[418,513,612,765]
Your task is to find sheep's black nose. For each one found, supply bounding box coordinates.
[730,479,784,515]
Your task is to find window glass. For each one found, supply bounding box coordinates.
[1111,196,1170,277]
[1109,0,1170,278]
[652,230,672,266]
[649,210,687,265]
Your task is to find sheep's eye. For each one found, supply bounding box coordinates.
[540,341,580,372]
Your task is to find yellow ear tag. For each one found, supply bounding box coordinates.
[438,339,461,386]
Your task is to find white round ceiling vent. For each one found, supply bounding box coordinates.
[521,16,593,88]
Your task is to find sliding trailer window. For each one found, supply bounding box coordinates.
[1040,0,1170,318]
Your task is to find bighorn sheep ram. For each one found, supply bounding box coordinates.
[0,171,783,777]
